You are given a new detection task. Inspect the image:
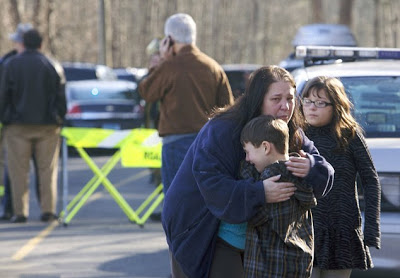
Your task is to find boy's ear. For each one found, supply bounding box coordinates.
[262,141,271,154]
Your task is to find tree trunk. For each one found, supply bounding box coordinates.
[42,0,55,55]
[311,0,323,23]
[339,0,354,26]
[32,0,41,29]
[374,0,379,46]
[8,0,21,26]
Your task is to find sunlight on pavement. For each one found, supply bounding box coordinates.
[12,220,59,261]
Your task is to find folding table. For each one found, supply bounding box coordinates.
[60,127,163,226]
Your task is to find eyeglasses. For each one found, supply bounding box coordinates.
[302,98,333,108]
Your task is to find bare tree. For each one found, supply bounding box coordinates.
[311,0,323,22]
[32,0,41,28]
[339,0,354,26]
[0,0,394,68]
[390,0,399,48]
[41,0,55,55]
[374,0,379,46]
[8,0,21,26]
[110,0,120,67]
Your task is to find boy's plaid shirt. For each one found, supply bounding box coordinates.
[241,157,317,278]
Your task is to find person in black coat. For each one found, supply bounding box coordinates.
[300,76,381,278]
[0,29,66,223]
[0,23,36,220]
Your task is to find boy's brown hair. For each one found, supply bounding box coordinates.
[240,115,289,154]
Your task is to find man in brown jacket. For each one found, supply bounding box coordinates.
[139,13,233,195]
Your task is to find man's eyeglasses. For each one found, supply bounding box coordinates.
[302,98,333,108]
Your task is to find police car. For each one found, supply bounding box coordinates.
[291,46,400,277]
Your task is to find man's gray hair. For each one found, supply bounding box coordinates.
[164,13,196,44]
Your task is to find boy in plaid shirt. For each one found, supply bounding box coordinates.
[241,115,317,278]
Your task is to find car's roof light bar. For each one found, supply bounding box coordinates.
[296,46,400,61]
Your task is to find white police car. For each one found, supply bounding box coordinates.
[292,46,400,277]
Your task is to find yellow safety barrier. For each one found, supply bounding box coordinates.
[60,127,164,226]
[121,128,162,168]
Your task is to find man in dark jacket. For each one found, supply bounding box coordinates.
[0,23,33,220]
[0,29,66,223]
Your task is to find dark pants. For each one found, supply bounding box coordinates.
[169,250,188,278]
[161,134,197,194]
[209,237,244,278]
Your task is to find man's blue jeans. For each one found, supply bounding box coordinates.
[161,134,197,194]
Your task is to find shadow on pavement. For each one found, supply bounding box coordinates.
[99,249,170,278]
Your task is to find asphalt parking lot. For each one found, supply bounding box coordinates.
[0,155,170,278]
[1,153,399,278]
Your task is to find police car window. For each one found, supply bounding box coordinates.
[341,76,400,138]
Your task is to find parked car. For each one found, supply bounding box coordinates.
[291,45,400,277]
[65,80,145,130]
[222,64,262,98]
[279,24,358,72]
[113,67,148,83]
[62,62,117,81]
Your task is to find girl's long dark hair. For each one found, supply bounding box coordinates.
[301,76,361,151]
[213,65,303,152]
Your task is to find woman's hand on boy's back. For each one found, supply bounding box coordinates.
[285,150,311,178]
[263,175,296,203]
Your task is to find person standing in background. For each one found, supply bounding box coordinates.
[0,23,34,220]
[139,13,233,194]
[0,29,67,223]
[142,38,163,221]
[144,38,162,189]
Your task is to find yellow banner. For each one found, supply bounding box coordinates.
[121,128,162,168]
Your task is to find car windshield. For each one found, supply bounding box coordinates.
[69,87,136,101]
[340,76,400,138]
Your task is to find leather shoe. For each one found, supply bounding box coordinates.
[41,212,58,222]
[10,215,27,223]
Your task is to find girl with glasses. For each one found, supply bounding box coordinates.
[301,76,381,278]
